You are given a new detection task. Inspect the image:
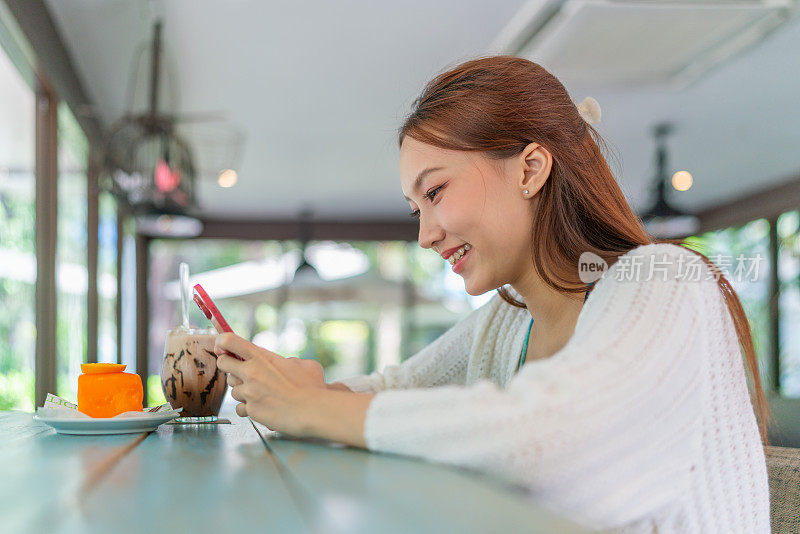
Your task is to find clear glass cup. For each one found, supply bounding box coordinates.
[161,326,228,416]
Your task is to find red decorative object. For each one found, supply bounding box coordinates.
[155,157,181,192]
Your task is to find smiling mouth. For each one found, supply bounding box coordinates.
[447,243,471,265]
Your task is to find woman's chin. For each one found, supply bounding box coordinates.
[463,278,493,297]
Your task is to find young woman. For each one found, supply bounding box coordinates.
[215,56,771,532]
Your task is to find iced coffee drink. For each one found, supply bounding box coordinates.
[161,326,227,417]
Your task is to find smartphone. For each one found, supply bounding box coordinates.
[193,284,232,333]
[192,283,243,360]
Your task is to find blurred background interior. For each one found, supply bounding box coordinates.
[1,0,800,445]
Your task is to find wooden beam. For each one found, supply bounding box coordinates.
[135,234,150,404]
[697,174,800,233]
[196,218,419,242]
[115,207,125,365]
[86,149,99,364]
[34,80,58,407]
[768,216,780,392]
[4,0,104,145]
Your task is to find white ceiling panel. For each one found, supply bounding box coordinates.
[42,0,800,221]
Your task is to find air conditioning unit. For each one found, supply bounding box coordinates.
[491,0,798,89]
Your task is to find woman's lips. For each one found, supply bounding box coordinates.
[452,247,471,274]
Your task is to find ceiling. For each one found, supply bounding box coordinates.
[40,0,800,221]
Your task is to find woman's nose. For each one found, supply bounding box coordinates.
[418,215,445,250]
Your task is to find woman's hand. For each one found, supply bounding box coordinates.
[214,333,372,446]
[214,333,325,436]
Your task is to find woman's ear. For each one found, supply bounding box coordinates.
[518,142,553,198]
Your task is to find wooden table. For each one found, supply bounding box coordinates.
[0,410,585,533]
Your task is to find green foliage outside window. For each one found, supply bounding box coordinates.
[685,219,771,372]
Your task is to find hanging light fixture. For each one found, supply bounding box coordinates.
[274,210,322,341]
[100,21,202,237]
[291,210,323,286]
[640,123,700,239]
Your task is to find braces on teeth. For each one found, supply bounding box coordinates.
[448,244,471,265]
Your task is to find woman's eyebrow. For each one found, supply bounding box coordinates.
[403,166,444,201]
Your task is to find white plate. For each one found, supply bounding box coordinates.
[33,413,178,435]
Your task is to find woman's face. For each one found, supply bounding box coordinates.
[399,136,549,296]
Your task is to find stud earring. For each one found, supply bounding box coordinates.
[523,190,529,195]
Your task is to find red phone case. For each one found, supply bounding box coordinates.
[193,284,233,333]
[192,284,244,361]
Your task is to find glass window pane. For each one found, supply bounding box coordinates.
[56,103,88,401]
[778,210,800,397]
[147,238,481,409]
[148,239,280,406]
[98,192,117,364]
[686,219,771,375]
[0,43,35,410]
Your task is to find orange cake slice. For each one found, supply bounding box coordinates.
[77,363,143,418]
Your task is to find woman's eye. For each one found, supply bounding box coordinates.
[425,185,443,201]
[409,184,444,219]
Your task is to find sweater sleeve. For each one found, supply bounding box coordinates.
[336,298,493,394]
[361,245,712,529]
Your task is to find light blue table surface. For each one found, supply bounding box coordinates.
[0,410,586,534]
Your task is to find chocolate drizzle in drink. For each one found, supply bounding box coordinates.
[161,328,227,416]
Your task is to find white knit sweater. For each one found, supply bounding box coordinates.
[340,243,770,532]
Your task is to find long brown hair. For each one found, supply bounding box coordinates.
[399,56,770,445]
